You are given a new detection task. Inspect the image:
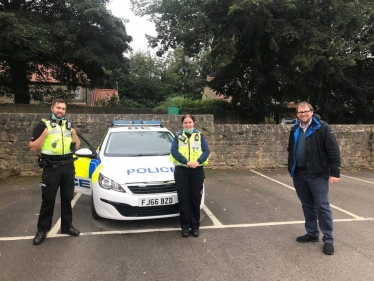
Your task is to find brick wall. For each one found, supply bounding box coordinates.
[0,113,373,178]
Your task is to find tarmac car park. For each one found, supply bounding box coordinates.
[73,120,205,221]
[1,168,374,280]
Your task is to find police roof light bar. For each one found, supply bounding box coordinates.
[111,120,162,127]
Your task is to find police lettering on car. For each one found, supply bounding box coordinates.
[73,119,206,221]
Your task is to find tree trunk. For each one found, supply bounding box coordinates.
[9,59,30,104]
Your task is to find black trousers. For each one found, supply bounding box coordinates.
[37,163,75,232]
[174,166,205,231]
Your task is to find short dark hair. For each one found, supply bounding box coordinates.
[296,101,313,113]
[52,98,67,107]
[181,114,195,123]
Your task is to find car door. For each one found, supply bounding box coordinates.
[74,133,100,195]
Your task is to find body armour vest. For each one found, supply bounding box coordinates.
[170,131,208,166]
[41,119,73,155]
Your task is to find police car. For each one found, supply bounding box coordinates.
[74,120,205,220]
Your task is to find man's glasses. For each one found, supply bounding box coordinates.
[297,110,311,114]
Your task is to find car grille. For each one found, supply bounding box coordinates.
[101,199,179,217]
[127,182,176,194]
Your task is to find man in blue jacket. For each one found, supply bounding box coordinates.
[287,102,340,255]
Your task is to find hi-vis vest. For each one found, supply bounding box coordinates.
[170,131,208,167]
[41,119,73,155]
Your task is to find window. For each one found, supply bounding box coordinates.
[74,88,80,99]
[104,131,174,156]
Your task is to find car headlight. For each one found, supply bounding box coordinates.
[98,173,125,193]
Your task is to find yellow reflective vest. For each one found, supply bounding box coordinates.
[170,131,208,166]
[41,119,73,155]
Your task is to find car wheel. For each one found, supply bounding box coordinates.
[91,192,101,220]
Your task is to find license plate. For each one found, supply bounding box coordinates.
[139,197,174,207]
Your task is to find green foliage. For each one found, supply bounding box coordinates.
[119,97,145,108]
[165,47,206,99]
[132,0,374,123]
[157,96,232,116]
[120,51,171,103]
[0,0,131,104]
[30,85,75,105]
[117,49,207,107]
[157,96,186,108]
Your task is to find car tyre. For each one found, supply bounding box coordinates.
[91,192,101,220]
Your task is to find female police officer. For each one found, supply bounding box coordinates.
[29,98,80,245]
[170,114,210,238]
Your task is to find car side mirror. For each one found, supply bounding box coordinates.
[75,148,97,158]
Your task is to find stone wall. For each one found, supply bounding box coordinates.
[0,113,373,178]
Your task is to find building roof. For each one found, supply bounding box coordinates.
[30,71,59,83]
[91,89,119,106]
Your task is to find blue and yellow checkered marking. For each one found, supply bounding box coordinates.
[74,157,101,189]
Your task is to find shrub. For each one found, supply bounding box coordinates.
[157,96,232,116]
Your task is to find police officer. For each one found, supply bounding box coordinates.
[29,98,81,245]
[170,114,210,238]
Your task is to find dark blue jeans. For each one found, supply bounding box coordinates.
[293,169,333,243]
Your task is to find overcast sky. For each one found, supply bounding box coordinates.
[107,0,157,52]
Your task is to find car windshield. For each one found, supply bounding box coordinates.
[104,131,174,157]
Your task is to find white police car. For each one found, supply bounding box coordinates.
[74,120,205,220]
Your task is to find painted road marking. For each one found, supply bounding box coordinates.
[1,217,372,241]
[203,205,223,226]
[48,193,82,236]
[341,174,374,185]
[249,170,365,220]
[1,171,372,242]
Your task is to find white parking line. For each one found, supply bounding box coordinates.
[1,217,372,241]
[249,170,365,220]
[203,205,223,226]
[1,171,371,242]
[341,174,374,185]
[48,193,82,237]
[202,217,373,229]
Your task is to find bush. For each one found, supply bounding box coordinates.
[156,96,232,116]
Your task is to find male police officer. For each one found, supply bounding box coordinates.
[30,98,81,245]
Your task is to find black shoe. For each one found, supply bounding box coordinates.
[323,242,334,255]
[192,229,199,237]
[61,226,80,236]
[182,229,189,238]
[33,231,47,245]
[296,234,319,243]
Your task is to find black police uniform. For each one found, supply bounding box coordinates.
[31,118,76,233]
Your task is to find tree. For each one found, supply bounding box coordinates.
[0,0,132,103]
[116,49,206,107]
[165,47,206,99]
[119,51,173,106]
[131,0,374,123]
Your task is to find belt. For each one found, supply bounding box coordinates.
[48,159,74,166]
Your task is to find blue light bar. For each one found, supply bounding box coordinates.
[111,120,162,127]
[111,120,132,126]
[145,120,162,125]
